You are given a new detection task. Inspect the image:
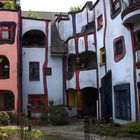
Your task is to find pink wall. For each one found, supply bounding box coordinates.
[0,11,20,113]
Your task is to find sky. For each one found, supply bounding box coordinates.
[20,0,96,12]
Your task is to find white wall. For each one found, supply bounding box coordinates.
[22,48,45,111]
[95,0,135,123]
[79,69,97,89]
[22,19,46,35]
[47,22,63,105]
[22,19,64,110]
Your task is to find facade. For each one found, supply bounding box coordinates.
[0,7,21,113]
[56,0,140,124]
[0,0,140,124]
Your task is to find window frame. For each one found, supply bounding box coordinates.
[113,36,126,63]
[110,0,121,19]
[100,47,106,66]
[29,62,40,81]
[0,22,16,45]
[46,67,52,76]
[114,83,131,120]
[28,94,47,113]
[0,55,10,79]
[97,14,103,31]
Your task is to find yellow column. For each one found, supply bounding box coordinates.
[77,90,83,117]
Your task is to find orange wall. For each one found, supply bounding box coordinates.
[0,11,20,113]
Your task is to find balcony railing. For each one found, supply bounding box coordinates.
[121,0,140,22]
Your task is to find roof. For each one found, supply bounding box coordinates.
[22,11,67,20]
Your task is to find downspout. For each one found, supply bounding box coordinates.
[43,21,49,106]
[17,10,22,113]
[103,0,107,73]
[62,56,65,105]
[94,7,100,119]
[130,24,139,121]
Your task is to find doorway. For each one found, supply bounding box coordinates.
[82,87,98,117]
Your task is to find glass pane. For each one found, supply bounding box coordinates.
[136,50,140,62]
[116,41,123,55]
[2,31,9,39]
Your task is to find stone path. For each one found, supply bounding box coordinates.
[38,118,139,140]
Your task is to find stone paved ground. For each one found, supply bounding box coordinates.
[38,118,139,140]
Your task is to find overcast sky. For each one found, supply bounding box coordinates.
[20,0,96,12]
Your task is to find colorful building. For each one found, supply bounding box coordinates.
[0,0,21,114]
[55,0,140,124]
[0,0,140,124]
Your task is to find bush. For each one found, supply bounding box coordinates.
[0,112,10,126]
[49,105,69,125]
[123,122,140,134]
[39,112,48,125]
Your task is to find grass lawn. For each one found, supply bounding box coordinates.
[0,127,66,140]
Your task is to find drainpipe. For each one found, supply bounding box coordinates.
[103,0,107,74]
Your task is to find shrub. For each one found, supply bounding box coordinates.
[39,112,48,125]
[49,105,69,125]
[123,122,140,134]
[0,112,10,126]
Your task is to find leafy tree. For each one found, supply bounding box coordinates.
[69,5,81,12]
[27,10,40,19]
[4,1,16,10]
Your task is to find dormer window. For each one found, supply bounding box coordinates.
[0,22,16,44]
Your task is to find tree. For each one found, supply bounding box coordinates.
[27,10,40,19]
[4,1,16,10]
[69,5,81,12]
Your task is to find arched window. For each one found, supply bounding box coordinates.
[0,55,10,79]
[0,90,14,111]
[22,30,46,46]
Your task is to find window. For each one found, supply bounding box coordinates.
[29,62,40,81]
[0,90,14,111]
[28,95,47,112]
[100,47,106,65]
[97,14,103,30]
[110,0,121,19]
[0,22,16,44]
[46,67,52,75]
[4,92,14,110]
[114,36,126,62]
[114,84,131,120]
[22,30,46,46]
[0,55,10,79]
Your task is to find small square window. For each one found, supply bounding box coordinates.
[97,14,103,31]
[100,47,106,66]
[114,83,131,120]
[113,36,126,62]
[46,67,52,75]
[0,22,16,44]
[29,62,40,81]
[110,0,121,19]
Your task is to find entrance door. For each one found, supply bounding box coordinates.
[82,88,98,116]
[101,70,112,120]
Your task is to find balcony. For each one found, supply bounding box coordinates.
[121,0,140,24]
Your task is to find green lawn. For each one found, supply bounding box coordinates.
[0,127,65,140]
